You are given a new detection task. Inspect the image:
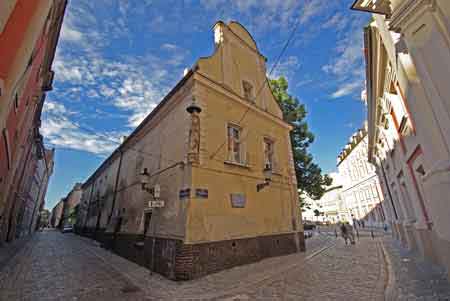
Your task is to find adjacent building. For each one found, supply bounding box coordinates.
[337,126,386,227]
[60,183,82,228]
[301,173,343,224]
[0,0,66,243]
[16,148,54,236]
[353,0,450,278]
[50,200,63,228]
[76,21,303,280]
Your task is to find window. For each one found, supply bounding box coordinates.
[14,93,19,112]
[2,128,11,170]
[227,124,242,163]
[242,80,254,101]
[263,138,274,169]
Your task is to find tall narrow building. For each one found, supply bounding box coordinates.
[0,0,66,243]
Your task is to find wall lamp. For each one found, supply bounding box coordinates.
[257,165,272,192]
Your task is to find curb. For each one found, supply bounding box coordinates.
[379,238,396,301]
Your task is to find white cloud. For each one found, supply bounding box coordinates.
[331,81,361,99]
[270,55,301,80]
[299,0,328,24]
[322,17,365,78]
[161,43,178,50]
[42,103,120,155]
[100,85,116,97]
[322,13,348,31]
[43,100,69,115]
[60,24,83,42]
[200,0,302,30]
[323,17,367,99]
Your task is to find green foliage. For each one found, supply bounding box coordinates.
[269,76,333,205]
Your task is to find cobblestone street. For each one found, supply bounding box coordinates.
[1,229,449,300]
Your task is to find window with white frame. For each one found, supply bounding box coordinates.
[227,124,242,164]
[263,138,274,170]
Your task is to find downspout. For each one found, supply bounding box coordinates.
[83,183,95,231]
[379,161,398,220]
[108,150,123,224]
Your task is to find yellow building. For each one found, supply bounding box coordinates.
[77,21,303,280]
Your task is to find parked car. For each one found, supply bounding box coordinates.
[61,225,73,233]
[303,223,316,231]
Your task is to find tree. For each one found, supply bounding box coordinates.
[313,209,321,217]
[269,76,332,208]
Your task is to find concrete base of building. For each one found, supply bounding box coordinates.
[75,227,305,280]
[430,231,450,281]
[388,222,450,282]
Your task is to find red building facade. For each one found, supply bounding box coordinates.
[0,0,66,243]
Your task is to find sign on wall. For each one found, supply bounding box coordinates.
[148,200,164,208]
[230,193,246,208]
[179,188,191,199]
[195,188,208,198]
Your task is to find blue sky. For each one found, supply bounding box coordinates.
[42,0,369,209]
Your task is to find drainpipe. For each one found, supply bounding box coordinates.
[379,161,398,220]
[108,150,123,224]
[83,183,95,231]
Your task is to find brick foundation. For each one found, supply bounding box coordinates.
[76,229,304,280]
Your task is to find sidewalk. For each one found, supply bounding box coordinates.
[0,234,32,273]
[381,236,450,300]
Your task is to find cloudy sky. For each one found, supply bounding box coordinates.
[43,0,369,209]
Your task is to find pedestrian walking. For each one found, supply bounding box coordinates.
[345,223,356,245]
[340,223,349,245]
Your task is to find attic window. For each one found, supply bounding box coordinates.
[242,80,254,102]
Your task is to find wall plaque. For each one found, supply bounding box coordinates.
[179,188,191,199]
[195,188,208,198]
[230,193,246,208]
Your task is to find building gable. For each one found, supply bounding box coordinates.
[196,21,283,119]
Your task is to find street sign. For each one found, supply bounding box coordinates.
[195,188,208,198]
[230,193,246,208]
[179,188,191,199]
[148,200,165,208]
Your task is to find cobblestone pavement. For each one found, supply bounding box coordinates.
[0,230,389,300]
[382,236,450,300]
[0,230,149,301]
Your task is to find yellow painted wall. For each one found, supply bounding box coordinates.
[186,21,300,243]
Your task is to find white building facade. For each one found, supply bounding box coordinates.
[353,0,450,279]
[337,127,386,227]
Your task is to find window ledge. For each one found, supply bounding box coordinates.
[224,160,250,169]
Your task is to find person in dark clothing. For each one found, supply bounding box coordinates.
[340,223,349,245]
